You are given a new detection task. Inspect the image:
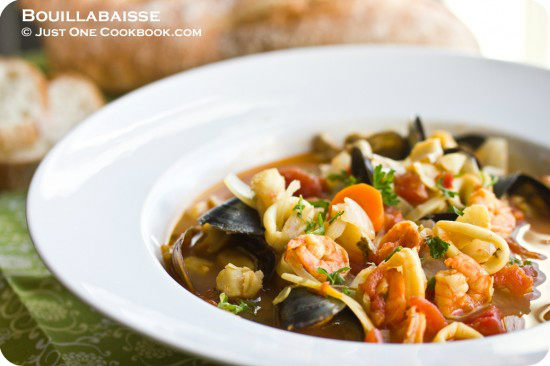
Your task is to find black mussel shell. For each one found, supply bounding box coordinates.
[407,116,426,149]
[421,212,459,222]
[171,229,199,291]
[443,147,482,169]
[198,197,264,236]
[366,131,409,160]
[351,146,374,185]
[493,174,550,212]
[279,287,345,330]
[232,234,276,282]
[455,134,486,152]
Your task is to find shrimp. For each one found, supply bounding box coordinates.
[284,234,350,282]
[401,307,427,343]
[368,221,422,264]
[435,253,494,317]
[468,188,516,237]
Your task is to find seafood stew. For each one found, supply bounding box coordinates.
[163,118,550,344]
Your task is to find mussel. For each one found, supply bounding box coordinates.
[279,287,346,330]
[232,234,276,281]
[454,134,486,152]
[493,173,550,213]
[421,212,459,222]
[171,227,202,291]
[364,131,409,160]
[198,197,264,236]
[171,228,277,290]
[407,115,426,148]
[351,146,374,185]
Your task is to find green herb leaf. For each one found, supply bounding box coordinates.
[451,205,464,216]
[217,293,258,315]
[373,165,399,206]
[293,195,305,218]
[427,277,436,292]
[328,210,344,225]
[385,246,403,262]
[436,178,458,198]
[523,260,532,266]
[426,236,451,259]
[483,173,499,187]
[328,170,357,187]
[305,212,326,235]
[316,266,350,285]
[342,287,355,296]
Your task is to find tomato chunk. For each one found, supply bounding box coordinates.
[440,171,454,189]
[493,264,534,297]
[279,167,324,198]
[394,171,429,205]
[463,306,505,336]
[383,206,404,232]
[407,296,447,338]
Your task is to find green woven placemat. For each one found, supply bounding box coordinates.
[0,192,219,366]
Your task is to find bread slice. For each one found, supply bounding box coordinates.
[0,138,50,190]
[44,74,105,143]
[0,58,48,153]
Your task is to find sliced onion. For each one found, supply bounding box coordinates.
[272,286,293,305]
[224,173,256,208]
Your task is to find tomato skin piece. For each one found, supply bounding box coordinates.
[407,296,447,337]
[463,306,505,336]
[493,264,534,297]
[394,171,429,205]
[441,172,454,189]
[278,167,324,198]
[383,206,404,232]
[330,183,385,231]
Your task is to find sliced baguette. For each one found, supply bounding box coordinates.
[0,138,50,190]
[0,58,48,152]
[45,74,105,143]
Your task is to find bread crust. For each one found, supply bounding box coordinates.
[21,0,479,93]
[0,58,48,152]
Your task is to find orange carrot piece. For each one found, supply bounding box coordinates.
[330,183,385,231]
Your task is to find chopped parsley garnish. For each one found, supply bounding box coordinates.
[328,170,357,187]
[427,277,436,292]
[426,236,451,259]
[342,287,355,296]
[217,293,258,315]
[483,173,499,187]
[305,212,326,235]
[509,258,533,267]
[385,246,403,261]
[451,205,464,216]
[308,199,330,217]
[373,165,399,206]
[316,267,350,285]
[293,195,305,218]
[328,211,344,224]
[436,177,458,198]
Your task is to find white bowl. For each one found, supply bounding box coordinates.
[27,46,550,366]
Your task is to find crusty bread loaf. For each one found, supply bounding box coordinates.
[45,74,105,143]
[225,0,480,56]
[0,66,105,190]
[0,58,48,153]
[21,0,479,93]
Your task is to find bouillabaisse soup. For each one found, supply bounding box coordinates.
[163,118,550,343]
